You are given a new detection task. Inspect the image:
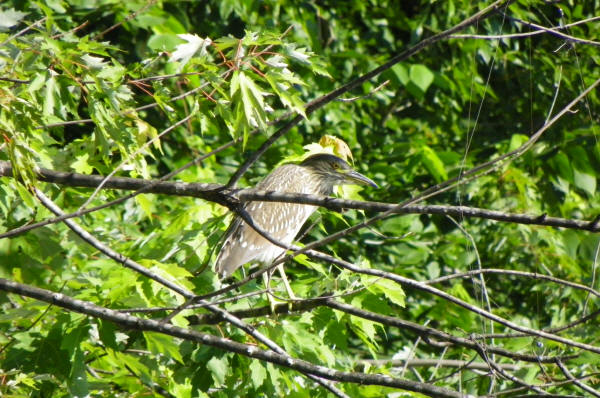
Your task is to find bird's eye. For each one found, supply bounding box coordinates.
[332,162,339,169]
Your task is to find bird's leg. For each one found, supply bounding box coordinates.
[277,264,298,301]
[262,270,279,313]
[262,264,297,313]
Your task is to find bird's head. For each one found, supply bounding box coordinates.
[300,153,378,191]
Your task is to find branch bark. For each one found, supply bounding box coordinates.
[0,277,471,398]
[3,161,600,240]
[34,190,348,398]
[188,297,575,364]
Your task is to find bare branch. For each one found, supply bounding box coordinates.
[92,0,157,40]
[507,16,600,47]
[0,17,47,48]
[361,358,524,371]
[555,359,600,398]
[33,190,347,397]
[225,0,514,188]
[428,269,600,299]
[451,16,600,41]
[4,162,600,239]
[0,278,470,398]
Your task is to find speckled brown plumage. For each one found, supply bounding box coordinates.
[215,154,377,278]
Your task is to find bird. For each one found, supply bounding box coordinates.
[215,153,377,298]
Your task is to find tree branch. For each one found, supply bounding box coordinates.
[3,162,600,239]
[0,278,470,398]
[360,358,524,371]
[187,298,575,364]
[555,359,600,398]
[428,269,600,299]
[225,0,514,188]
[33,190,347,397]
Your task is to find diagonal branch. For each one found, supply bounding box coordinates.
[0,278,469,398]
[225,0,514,188]
[428,269,600,298]
[555,359,600,398]
[33,190,347,397]
[307,252,600,355]
[34,189,195,298]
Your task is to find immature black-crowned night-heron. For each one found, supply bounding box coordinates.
[215,153,377,298]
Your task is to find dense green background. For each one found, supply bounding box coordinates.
[1,0,600,396]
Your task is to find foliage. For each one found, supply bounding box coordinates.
[1,0,600,397]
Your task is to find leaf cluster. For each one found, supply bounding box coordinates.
[1,0,600,397]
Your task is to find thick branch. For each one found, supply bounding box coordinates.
[34,190,346,397]
[187,298,574,364]
[0,278,469,398]
[0,161,222,201]
[2,162,600,237]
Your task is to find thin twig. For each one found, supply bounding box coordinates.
[0,17,47,48]
[555,359,600,398]
[451,15,600,41]
[428,268,600,299]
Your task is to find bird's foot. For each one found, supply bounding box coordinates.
[266,290,298,314]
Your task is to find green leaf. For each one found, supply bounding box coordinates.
[573,169,596,196]
[349,297,380,352]
[368,277,405,307]
[207,356,229,386]
[97,320,119,350]
[266,363,282,391]
[238,71,267,129]
[70,153,93,174]
[409,64,434,93]
[391,63,409,85]
[550,152,573,183]
[43,74,58,117]
[15,183,36,209]
[68,348,89,398]
[143,332,184,364]
[0,307,39,322]
[508,134,529,151]
[249,360,267,389]
[135,193,154,219]
[230,71,240,99]
[420,145,448,182]
[28,72,47,93]
[147,34,182,51]
[0,8,28,31]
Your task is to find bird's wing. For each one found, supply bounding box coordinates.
[215,164,318,278]
[215,215,246,277]
[214,201,273,278]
